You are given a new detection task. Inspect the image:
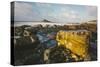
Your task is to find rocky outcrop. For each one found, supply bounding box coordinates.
[56,30,91,61]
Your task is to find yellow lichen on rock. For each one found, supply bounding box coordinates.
[56,30,91,61]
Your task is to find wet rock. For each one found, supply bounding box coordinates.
[48,46,75,63]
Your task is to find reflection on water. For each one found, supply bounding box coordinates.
[36,31,57,48]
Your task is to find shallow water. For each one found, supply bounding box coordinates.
[36,31,57,48]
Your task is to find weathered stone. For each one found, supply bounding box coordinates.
[56,30,91,61]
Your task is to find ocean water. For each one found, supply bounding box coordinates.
[14,21,65,27]
[14,21,81,27]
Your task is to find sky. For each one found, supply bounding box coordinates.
[13,1,97,23]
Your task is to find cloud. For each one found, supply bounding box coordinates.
[61,11,79,19]
[86,6,97,19]
[47,7,81,22]
[14,2,41,21]
[14,2,97,23]
[35,3,52,8]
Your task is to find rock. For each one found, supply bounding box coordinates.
[56,30,91,61]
